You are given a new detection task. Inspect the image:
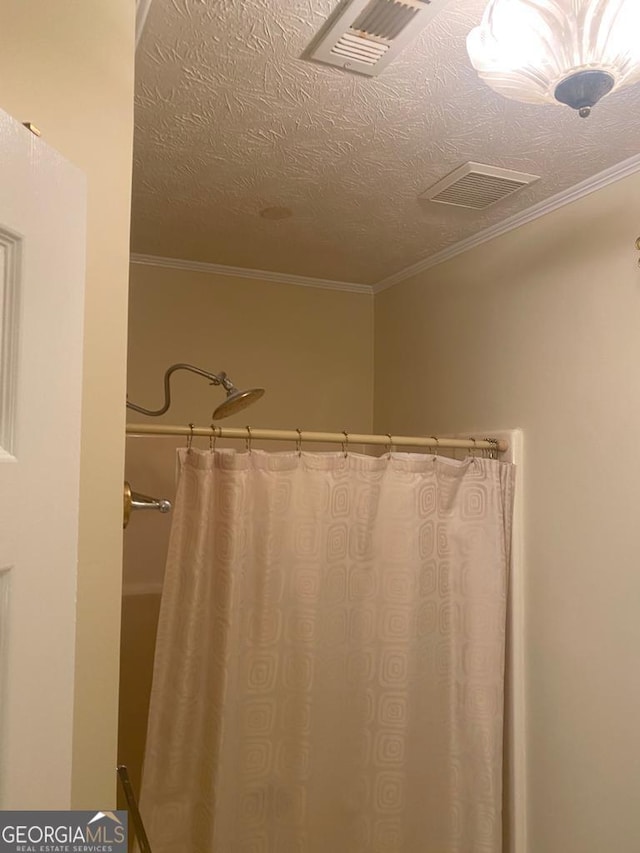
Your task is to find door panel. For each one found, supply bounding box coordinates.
[0,229,20,457]
[0,108,86,807]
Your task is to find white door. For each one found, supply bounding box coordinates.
[0,108,86,807]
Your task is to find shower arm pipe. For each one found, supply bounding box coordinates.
[125,423,508,454]
[126,363,232,417]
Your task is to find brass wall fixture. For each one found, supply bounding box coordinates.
[123,481,171,529]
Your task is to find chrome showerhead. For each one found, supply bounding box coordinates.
[212,384,265,420]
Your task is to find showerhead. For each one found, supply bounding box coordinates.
[126,363,265,421]
[212,385,265,420]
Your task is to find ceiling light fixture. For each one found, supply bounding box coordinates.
[467,0,640,118]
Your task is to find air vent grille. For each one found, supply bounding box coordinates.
[352,0,421,40]
[305,0,448,78]
[421,163,540,210]
[331,33,389,65]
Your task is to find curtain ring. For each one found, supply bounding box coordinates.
[296,428,303,457]
[245,425,252,453]
[342,430,349,458]
[209,423,217,452]
[431,436,439,457]
[386,433,393,455]
[187,423,195,453]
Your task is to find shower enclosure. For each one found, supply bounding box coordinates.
[136,444,515,853]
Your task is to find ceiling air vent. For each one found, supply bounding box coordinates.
[305,0,452,77]
[421,163,540,210]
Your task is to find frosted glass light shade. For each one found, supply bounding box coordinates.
[467,0,640,115]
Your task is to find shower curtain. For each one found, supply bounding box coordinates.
[140,448,515,853]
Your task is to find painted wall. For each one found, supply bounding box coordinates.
[121,261,374,796]
[374,171,640,853]
[0,2,134,805]
[126,263,373,435]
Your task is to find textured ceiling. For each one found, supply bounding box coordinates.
[132,0,640,285]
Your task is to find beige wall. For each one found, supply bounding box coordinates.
[121,262,374,795]
[375,172,640,852]
[0,2,134,805]
[127,263,374,433]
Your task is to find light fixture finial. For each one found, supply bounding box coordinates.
[554,70,615,118]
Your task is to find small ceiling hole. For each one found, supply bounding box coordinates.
[260,206,293,220]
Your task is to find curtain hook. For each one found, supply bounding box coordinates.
[209,423,217,453]
[296,428,303,457]
[187,423,195,453]
[431,436,439,457]
[245,425,252,453]
[386,433,393,456]
[342,430,349,458]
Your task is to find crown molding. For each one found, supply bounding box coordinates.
[132,153,640,295]
[130,253,374,295]
[373,151,640,293]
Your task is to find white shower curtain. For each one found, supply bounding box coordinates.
[140,448,514,853]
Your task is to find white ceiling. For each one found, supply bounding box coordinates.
[132,0,640,286]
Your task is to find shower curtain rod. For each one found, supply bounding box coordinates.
[126,423,508,454]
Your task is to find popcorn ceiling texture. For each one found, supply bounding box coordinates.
[132,0,640,285]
